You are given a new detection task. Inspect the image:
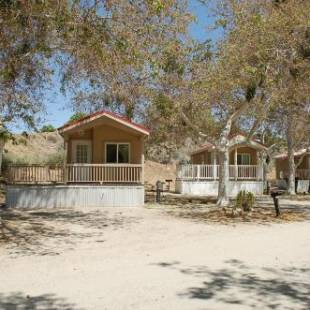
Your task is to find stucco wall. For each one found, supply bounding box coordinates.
[66,124,143,164]
[191,146,258,165]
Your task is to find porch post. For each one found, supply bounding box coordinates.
[234,147,238,181]
[257,152,261,181]
[212,151,217,180]
[63,140,68,184]
[140,137,144,184]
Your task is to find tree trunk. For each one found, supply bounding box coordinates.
[287,146,296,195]
[217,148,230,207]
[287,117,296,195]
[0,140,4,177]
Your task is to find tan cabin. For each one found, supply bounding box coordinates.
[176,134,268,196]
[6,111,150,208]
[58,111,149,183]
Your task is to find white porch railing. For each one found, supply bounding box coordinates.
[65,164,143,183]
[6,164,143,184]
[177,164,263,181]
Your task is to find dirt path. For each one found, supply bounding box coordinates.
[0,204,309,310]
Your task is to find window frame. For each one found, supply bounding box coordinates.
[72,140,92,163]
[105,142,130,164]
[237,153,251,165]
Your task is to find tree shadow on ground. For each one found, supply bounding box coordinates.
[0,208,141,256]
[154,259,310,309]
[0,292,82,310]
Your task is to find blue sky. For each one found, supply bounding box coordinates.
[12,0,222,133]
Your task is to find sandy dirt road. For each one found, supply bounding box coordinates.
[0,203,309,310]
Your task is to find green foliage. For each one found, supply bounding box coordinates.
[68,112,87,123]
[235,190,255,212]
[21,131,29,138]
[0,126,12,143]
[40,124,56,132]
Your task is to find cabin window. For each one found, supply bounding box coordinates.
[72,140,92,163]
[106,143,130,163]
[237,153,251,165]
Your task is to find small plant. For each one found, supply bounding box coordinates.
[235,190,255,212]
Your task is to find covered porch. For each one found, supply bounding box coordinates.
[6,163,144,185]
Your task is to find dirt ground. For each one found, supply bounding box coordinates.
[0,200,309,310]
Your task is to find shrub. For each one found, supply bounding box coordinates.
[235,190,255,212]
[68,112,86,123]
[40,124,56,132]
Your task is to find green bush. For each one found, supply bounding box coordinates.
[68,112,86,123]
[40,124,56,132]
[235,190,255,212]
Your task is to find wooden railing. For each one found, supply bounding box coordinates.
[177,164,263,181]
[177,165,219,180]
[283,169,310,180]
[296,169,310,179]
[66,164,143,183]
[6,164,143,184]
[6,164,64,184]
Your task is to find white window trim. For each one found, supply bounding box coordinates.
[104,142,131,164]
[237,153,251,165]
[72,140,92,163]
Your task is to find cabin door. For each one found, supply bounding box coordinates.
[72,140,92,181]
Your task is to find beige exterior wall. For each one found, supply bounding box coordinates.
[229,147,258,165]
[191,146,258,165]
[191,151,212,164]
[66,124,143,164]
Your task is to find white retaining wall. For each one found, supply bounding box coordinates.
[6,185,145,208]
[176,180,264,196]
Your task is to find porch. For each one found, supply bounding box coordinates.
[176,164,264,181]
[6,164,144,185]
[176,164,264,196]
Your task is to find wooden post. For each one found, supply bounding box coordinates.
[140,137,144,184]
[212,151,217,180]
[234,147,238,180]
[64,140,68,184]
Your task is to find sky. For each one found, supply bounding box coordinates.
[11,0,222,133]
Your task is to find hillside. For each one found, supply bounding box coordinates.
[3,132,64,165]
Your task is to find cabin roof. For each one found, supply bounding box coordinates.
[274,149,310,160]
[58,110,150,136]
[190,134,268,156]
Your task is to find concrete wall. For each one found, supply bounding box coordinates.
[6,185,145,208]
[176,180,264,196]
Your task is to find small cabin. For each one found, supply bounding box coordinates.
[6,111,150,208]
[176,134,267,196]
[275,150,310,180]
